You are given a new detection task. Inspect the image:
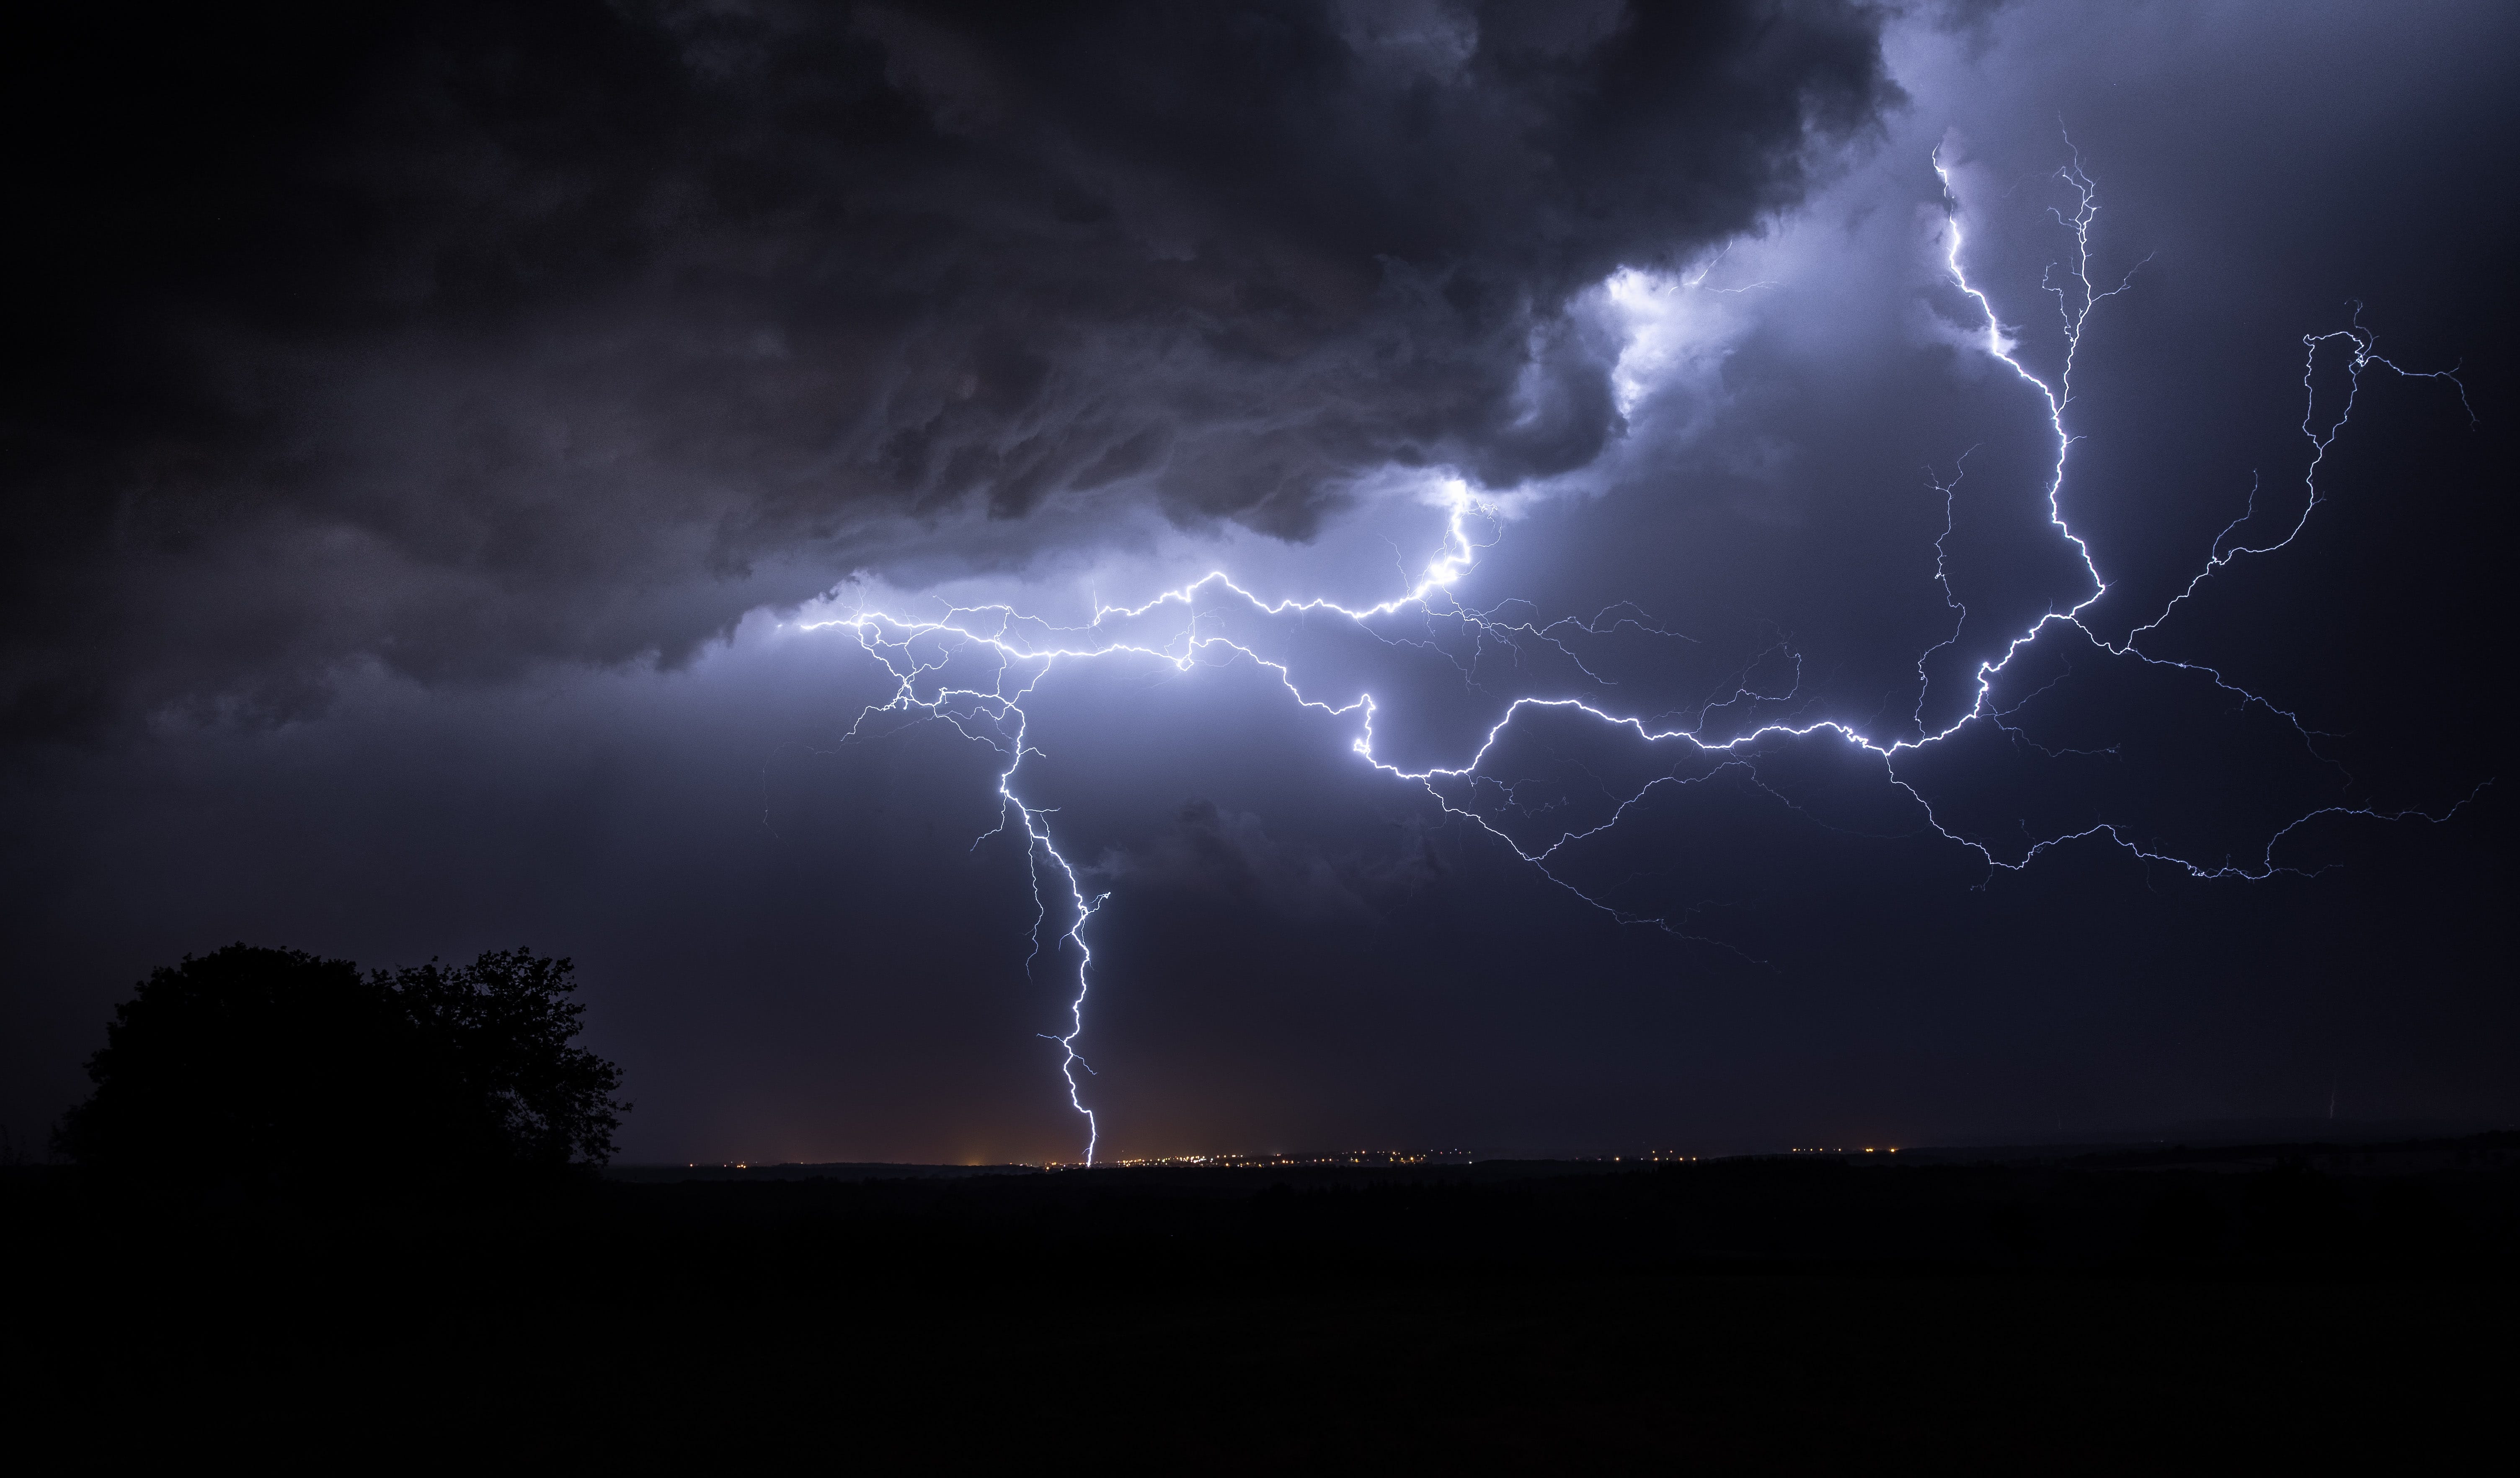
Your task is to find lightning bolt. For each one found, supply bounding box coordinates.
[800,145,2482,1163]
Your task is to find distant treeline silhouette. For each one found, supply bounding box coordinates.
[55,944,626,1199]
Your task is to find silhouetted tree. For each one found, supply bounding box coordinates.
[55,943,626,1199]
[54,945,411,1194]
[385,948,626,1173]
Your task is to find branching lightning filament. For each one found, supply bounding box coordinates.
[801,148,2479,1163]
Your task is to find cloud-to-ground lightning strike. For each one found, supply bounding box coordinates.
[806,150,2480,1163]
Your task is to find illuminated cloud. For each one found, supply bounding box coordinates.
[2,1,2509,1165]
[3,0,1894,740]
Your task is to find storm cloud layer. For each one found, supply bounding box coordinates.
[5,1,2510,1166]
[6,0,1893,739]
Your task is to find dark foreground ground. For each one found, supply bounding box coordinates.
[8,1136,2514,1470]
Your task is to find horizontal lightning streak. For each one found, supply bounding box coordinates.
[802,146,2479,1162]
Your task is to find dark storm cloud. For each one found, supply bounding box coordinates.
[12,1,2504,1168]
[3,0,1897,741]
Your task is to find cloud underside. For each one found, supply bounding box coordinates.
[4,0,1896,739]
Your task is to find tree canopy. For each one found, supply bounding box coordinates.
[57,944,626,1199]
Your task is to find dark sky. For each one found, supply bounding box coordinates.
[5,0,2511,1165]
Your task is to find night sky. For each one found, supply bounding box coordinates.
[5,1,2510,1166]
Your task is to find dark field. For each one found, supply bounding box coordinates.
[10,1139,2512,1470]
